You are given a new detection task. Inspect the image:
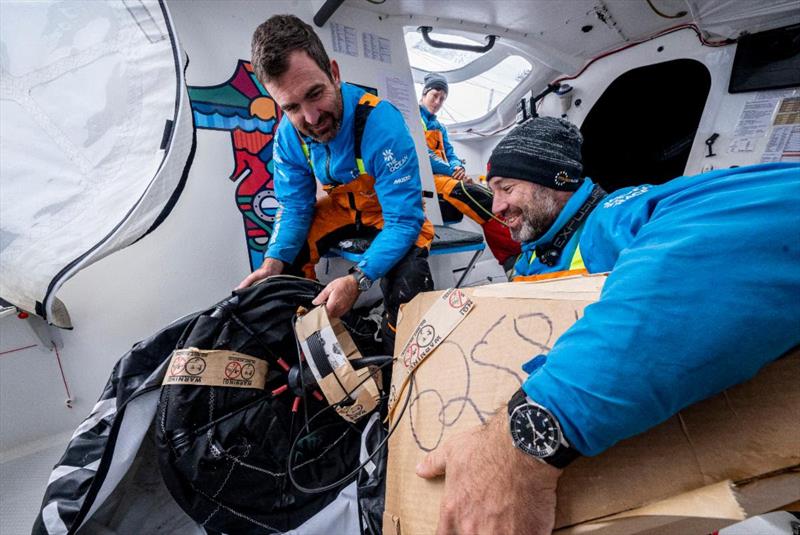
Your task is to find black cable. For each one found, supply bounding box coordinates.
[287,359,415,494]
[456,180,507,225]
[645,0,687,19]
[288,370,410,494]
[292,314,312,430]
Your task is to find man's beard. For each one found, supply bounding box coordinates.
[305,113,341,143]
[303,91,343,143]
[510,189,561,243]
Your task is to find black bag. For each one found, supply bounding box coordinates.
[156,276,378,533]
[35,276,385,535]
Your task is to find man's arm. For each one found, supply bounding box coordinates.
[428,147,454,176]
[419,164,800,532]
[440,122,465,179]
[526,168,800,456]
[355,102,427,281]
[313,103,425,316]
[236,125,317,289]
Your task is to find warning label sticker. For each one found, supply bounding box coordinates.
[163,348,268,389]
[388,288,474,418]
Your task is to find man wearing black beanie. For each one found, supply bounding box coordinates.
[485,116,606,280]
[415,114,800,534]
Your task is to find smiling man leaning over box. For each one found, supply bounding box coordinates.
[237,15,434,353]
[416,116,800,534]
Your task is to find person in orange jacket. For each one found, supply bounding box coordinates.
[419,73,520,270]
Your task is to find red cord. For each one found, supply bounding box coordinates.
[53,344,73,403]
[553,23,732,85]
[0,344,37,357]
[463,24,733,138]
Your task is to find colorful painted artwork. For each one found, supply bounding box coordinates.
[188,60,281,270]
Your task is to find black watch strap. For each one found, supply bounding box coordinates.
[546,440,580,469]
[507,388,580,469]
[349,266,373,292]
[507,387,529,415]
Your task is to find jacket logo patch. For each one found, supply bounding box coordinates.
[603,186,650,208]
[383,148,409,172]
[393,175,411,185]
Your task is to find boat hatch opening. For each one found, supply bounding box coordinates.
[581,59,711,192]
[405,29,532,126]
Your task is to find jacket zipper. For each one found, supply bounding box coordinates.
[325,145,332,183]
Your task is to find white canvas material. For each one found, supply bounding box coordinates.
[0,0,193,327]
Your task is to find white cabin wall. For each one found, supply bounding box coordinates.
[535,28,798,174]
[450,137,505,180]
[0,0,439,450]
[446,139,483,178]
[453,27,797,186]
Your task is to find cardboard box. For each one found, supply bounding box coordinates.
[383,275,800,534]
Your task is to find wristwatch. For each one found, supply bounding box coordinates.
[507,388,579,468]
[349,267,373,292]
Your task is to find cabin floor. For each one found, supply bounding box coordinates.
[1,432,73,534]
[2,438,796,535]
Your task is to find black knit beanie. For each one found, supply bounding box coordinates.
[486,116,584,191]
[423,72,448,95]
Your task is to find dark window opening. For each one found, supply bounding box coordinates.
[581,59,711,192]
[729,23,800,94]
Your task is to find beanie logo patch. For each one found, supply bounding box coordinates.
[554,170,579,187]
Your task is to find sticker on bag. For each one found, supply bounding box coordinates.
[163,348,268,389]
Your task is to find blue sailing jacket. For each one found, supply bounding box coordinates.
[267,83,426,280]
[419,105,463,176]
[521,162,800,456]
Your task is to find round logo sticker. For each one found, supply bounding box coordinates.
[403,343,420,367]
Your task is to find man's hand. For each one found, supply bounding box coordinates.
[452,166,467,181]
[236,258,284,290]
[312,274,359,318]
[416,411,561,535]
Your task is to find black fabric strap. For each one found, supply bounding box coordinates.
[535,184,607,267]
[347,192,362,231]
[547,439,580,469]
[353,99,377,162]
[306,331,334,377]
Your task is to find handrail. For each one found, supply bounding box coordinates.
[418,26,497,53]
[313,0,346,28]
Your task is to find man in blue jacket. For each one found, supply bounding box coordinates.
[420,73,520,268]
[416,117,800,533]
[238,15,434,350]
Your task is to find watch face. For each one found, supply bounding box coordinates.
[510,403,561,458]
[357,275,372,291]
